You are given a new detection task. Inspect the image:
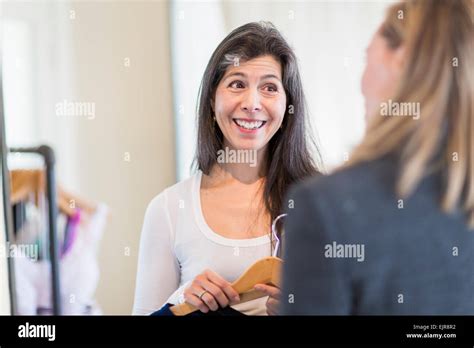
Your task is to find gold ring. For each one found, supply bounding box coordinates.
[198,290,209,300]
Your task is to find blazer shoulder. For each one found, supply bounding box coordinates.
[288,155,398,207]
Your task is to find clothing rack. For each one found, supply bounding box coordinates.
[9,146,62,315]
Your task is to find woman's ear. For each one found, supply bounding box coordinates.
[210,99,215,112]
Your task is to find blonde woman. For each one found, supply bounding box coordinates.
[282,0,473,314]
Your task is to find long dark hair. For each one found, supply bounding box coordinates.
[195,21,322,227]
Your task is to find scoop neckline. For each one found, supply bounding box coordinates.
[193,171,271,247]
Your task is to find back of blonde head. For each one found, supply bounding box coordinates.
[348,0,473,228]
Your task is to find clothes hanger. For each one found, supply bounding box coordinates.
[10,169,44,206]
[170,214,287,316]
[10,169,96,217]
[170,256,283,315]
[57,186,97,216]
[11,169,75,217]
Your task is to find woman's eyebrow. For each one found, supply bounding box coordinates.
[260,74,281,82]
[223,72,246,81]
[222,72,282,82]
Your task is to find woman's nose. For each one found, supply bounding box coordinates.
[240,89,262,113]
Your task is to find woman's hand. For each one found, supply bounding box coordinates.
[254,284,281,315]
[183,269,240,313]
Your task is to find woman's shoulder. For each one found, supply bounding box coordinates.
[292,154,398,199]
[146,171,201,212]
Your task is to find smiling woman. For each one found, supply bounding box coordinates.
[213,55,286,146]
[133,21,322,316]
[197,22,322,225]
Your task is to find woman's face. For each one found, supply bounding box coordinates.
[361,27,405,120]
[213,55,287,152]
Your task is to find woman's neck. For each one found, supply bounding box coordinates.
[209,144,267,185]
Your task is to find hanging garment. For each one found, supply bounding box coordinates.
[61,209,81,257]
[14,203,108,315]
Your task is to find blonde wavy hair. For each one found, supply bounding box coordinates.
[347,0,474,228]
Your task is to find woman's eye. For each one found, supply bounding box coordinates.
[229,81,245,89]
[263,84,278,93]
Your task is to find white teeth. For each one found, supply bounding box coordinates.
[235,119,264,130]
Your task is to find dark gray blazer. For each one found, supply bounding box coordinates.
[281,154,474,315]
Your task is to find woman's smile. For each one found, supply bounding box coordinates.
[232,118,267,134]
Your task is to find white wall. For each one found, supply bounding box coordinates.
[170,0,227,179]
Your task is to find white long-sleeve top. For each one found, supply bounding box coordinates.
[132,171,271,315]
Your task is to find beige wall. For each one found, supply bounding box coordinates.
[69,1,175,314]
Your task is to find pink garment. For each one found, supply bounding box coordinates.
[61,209,81,258]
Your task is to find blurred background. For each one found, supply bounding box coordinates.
[0,0,389,315]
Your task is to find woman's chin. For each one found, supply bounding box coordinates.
[226,139,266,151]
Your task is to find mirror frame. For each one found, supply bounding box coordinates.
[0,58,17,315]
